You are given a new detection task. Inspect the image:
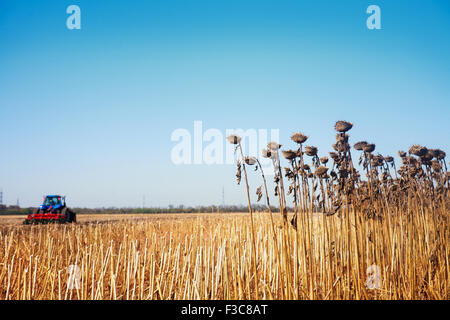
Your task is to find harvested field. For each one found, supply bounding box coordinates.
[0,211,447,300]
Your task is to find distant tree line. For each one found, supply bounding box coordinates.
[72,204,285,215]
[0,205,299,216]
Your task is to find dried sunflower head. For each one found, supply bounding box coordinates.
[428,149,440,159]
[409,144,427,157]
[315,166,329,178]
[371,156,384,167]
[435,149,446,160]
[227,135,241,145]
[261,148,273,159]
[403,156,417,166]
[363,143,376,153]
[354,141,368,151]
[282,150,297,160]
[320,156,329,164]
[244,156,257,165]
[329,152,339,161]
[305,146,318,156]
[429,149,446,161]
[421,152,433,162]
[291,132,308,144]
[384,156,394,163]
[268,141,282,151]
[334,120,353,133]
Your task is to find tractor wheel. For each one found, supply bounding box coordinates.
[63,208,76,223]
[62,208,68,222]
[62,208,71,223]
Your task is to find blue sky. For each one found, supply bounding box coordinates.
[0,0,449,208]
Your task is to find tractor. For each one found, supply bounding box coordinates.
[24,195,76,224]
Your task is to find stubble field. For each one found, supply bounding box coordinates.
[0,210,447,300]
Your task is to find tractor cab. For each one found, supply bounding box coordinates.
[40,195,65,210]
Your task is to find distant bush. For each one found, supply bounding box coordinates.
[0,208,32,215]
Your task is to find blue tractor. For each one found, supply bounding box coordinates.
[24,195,76,224]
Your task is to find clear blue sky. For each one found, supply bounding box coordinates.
[0,0,449,208]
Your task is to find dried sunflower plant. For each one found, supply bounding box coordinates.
[226,134,259,298]
[227,120,449,299]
